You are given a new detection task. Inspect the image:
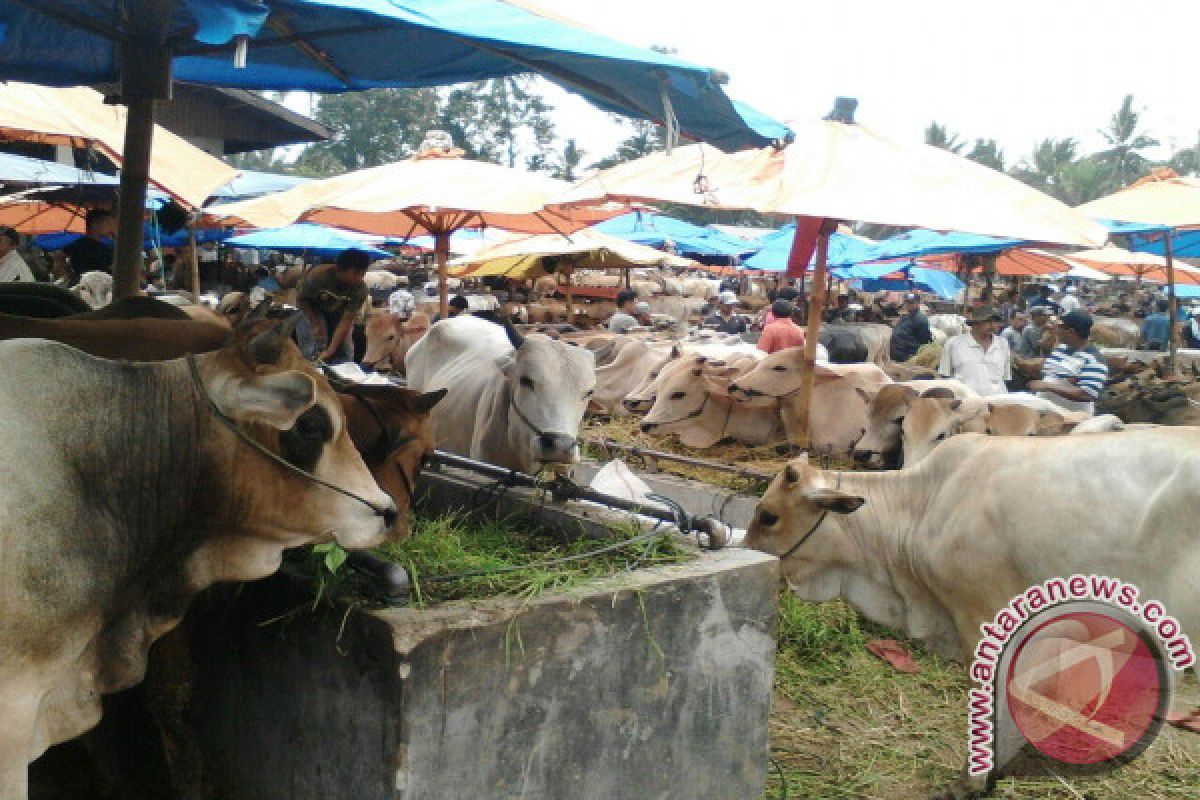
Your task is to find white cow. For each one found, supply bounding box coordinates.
[405,315,595,472]
[74,270,113,308]
[748,433,1200,660]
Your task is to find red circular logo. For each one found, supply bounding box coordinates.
[1006,611,1163,765]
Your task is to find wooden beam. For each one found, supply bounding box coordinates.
[791,219,838,450]
[1165,231,1178,374]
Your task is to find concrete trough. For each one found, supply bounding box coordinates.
[171,465,779,800]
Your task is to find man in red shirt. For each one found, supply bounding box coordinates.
[758,299,807,354]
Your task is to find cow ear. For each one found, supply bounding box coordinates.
[414,388,448,413]
[246,316,300,365]
[669,345,682,359]
[949,399,962,411]
[985,402,995,413]
[804,487,865,514]
[231,371,317,429]
[1036,410,1065,435]
[854,387,873,405]
[783,464,800,484]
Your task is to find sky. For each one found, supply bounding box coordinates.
[284,0,1200,171]
[534,0,1200,168]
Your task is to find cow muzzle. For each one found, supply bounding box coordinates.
[535,431,578,462]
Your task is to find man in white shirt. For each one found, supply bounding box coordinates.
[0,227,34,283]
[938,305,1011,396]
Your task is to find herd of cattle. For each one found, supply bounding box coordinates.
[1,279,1198,798]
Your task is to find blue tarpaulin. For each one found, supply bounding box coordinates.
[36,226,231,250]
[595,212,758,258]
[851,264,964,301]
[862,229,1028,260]
[0,0,789,152]
[224,223,390,258]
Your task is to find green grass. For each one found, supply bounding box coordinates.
[373,511,693,606]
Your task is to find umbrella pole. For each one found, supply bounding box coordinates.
[792,220,836,451]
[1165,231,1178,373]
[188,224,201,297]
[436,231,449,320]
[113,0,174,302]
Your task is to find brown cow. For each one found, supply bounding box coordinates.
[362,311,432,372]
[0,312,232,361]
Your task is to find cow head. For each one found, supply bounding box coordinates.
[978,404,1069,437]
[363,311,430,372]
[500,324,596,468]
[623,345,687,413]
[746,456,864,580]
[900,397,984,466]
[852,384,917,467]
[728,348,807,407]
[338,384,446,540]
[200,318,396,553]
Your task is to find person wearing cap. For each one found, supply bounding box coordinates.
[634,301,653,327]
[889,292,932,362]
[824,293,854,324]
[1028,310,1108,414]
[1141,298,1171,351]
[1184,307,1200,349]
[758,299,806,354]
[1000,310,1029,353]
[704,290,748,334]
[1059,285,1083,314]
[938,305,1011,396]
[1017,306,1052,357]
[608,289,640,333]
[0,227,33,283]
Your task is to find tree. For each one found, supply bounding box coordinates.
[440,77,556,168]
[1168,146,1200,178]
[924,121,965,154]
[551,139,586,181]
[1096,94,1158,189]
[1011,138,1079,201]
[589,118,665,170]
[296,88,441,174]
[226,148,293,173]
[967,138,1005,171]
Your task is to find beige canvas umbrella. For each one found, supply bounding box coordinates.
[207,148,621,317]
[558,101,1110,447]
[1077,170,1200,364]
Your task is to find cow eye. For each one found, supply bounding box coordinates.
[670,391,686,400]
[758,510,779,527]
[584,389,594,398]
[772,365,787,372]
[935,432,948,441]
[520,376,535,389]
[385,333,396,341]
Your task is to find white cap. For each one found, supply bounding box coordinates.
[719,290,738,305]
[636,301,651,313]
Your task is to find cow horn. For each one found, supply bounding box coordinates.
[504,321,525,350]
[414,388,448,413]
[248,316,299,365]
[244,297,271,324]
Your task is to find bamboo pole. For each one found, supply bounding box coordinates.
[792,219,837,449]
[1165,231,1179,373]
[188,224,201,297]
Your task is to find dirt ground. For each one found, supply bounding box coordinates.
[583,413,1200,800]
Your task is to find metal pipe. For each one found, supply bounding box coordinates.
[580,437,773,481]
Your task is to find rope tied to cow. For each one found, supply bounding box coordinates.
[186,354,395,519]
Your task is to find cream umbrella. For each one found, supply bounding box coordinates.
[1077,171,1200,365]
[1067,245,1200,285]
[207,148,621,317]
[558,100,1110,447]
[0,83,237,295]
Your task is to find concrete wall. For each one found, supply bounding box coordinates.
[186,548,778,800]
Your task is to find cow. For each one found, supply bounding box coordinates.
[404,315,596,473]
[728,350,892,453]
[362,311,432,373]
[900,395,1084,465]
[821,322,892,367]
[1101,377,1200,426]
[1090,315,1141,348]
[75,295,192,321]
[852,380,979,468]
[591,338,675,416]
[336,383,447,540]
[0,321,396,799]
[74,271,113,309]
[639,353,782,448]
[746,436,1200,797]
[0,312,232,361]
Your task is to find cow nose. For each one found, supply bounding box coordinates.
[758,510,779,527]
[362,360,377,371]
[639,421,655,432]
[728,382,740,393]
[851,449,873,463]
[538,432,576,453]
[380,504,399,528]
[623,399,639,411]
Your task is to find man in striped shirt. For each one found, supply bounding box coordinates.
[1027,310,1108,415]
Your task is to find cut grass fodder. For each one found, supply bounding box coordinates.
[375,511,693,606]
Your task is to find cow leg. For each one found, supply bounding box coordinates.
[0,693,38,800]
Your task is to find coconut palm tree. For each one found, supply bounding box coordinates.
[967,138,1005,171]
[1011,137,1079,201]
[1096,94,1158,188]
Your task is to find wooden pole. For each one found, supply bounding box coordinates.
[188,224,201,297]
[1165,231,1179,373]
[436,231,449,320]
[792,220,837,450]
[563,264,575,320]
[113,0,175,302]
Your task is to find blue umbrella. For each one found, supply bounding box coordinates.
[743,224,876,270]
[593,211,755,258]
[208,170,311,203]
[849,263,964,301]
[225,223,391,258]
[0,152,120,187]
[861,229,1028,261]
